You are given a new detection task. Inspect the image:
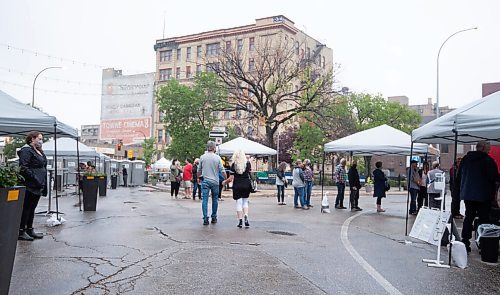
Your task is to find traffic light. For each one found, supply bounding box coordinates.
[117,140,123,151]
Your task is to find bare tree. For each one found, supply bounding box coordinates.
[206,34,337,151]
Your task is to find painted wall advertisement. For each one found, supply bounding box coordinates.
[100,73,155,144]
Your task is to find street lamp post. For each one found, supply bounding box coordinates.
[436,27,477,119]
[32,66,62,107]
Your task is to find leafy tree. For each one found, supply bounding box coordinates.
[156,73,227,160]
[276,126,298,165]
[293,123,326,164]
[3,137,24,160]
[141,137,156,167]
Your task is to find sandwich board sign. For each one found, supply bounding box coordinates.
[410,208,450,246]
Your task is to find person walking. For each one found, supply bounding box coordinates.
[182,159,193,199]
[449,157,463,219]
[417,162,429,212]
[427,161,444,209]
[276,161,288,205]
[292,159,308,210]
[223,150,253,228]
[17,131,47,241]
[348,160,362,211]
[198,141,227,225]
[192,158,201,200]
[456,141,499,253]
[373,161,387,212]
[407,160,421,215]
[334,158,347,209]
[303,159,314,208]
[169,159,181,199]
[122,165,128,187]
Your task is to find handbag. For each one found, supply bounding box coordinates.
[384,181,391,192]
[248,173,257,193]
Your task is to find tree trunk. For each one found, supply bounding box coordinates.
[266,126,277,170]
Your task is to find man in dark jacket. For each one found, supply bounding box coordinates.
[457,141,499,252]
[348,160,362,211]
[122,166,128,187]
[192,158,201,200]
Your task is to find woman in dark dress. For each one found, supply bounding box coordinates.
[17,131,47,241]
[224,150,252,228]
[373,161,387,213]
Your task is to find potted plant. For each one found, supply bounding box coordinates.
[150,174,158,186]
[96,172,107,197]
[365,177,373,193]
[110,172,118,190]
[82,172,98,211]
[0,165,26,294]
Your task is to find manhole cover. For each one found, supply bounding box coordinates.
[267,230,296,236]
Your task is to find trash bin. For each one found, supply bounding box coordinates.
[110,175,118,189]
[476,224,500,263]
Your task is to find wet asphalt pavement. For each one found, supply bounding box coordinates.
[10,185,500,295]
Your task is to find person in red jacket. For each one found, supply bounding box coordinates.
[183,159,193,199]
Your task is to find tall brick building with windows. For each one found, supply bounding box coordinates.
[153,15,333,151]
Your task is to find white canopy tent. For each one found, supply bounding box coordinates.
[152,157,172,170]
[0,90,77,138]
[412,91,500,144]
[217,137,277,156]
[324,124,430,156]
[43,138,99,157]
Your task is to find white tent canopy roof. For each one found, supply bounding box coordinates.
[43,138,99,157]
[324,124,429,156]
[0,90,77,137]
[152,157,172,169]
[217,137,277,156]
[412,91,500,144]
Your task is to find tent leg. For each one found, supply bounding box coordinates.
[76,137,82,211]
[321,152,326,199]
[54,123,61,220]
[449,130,459,265]
[405,142,414,236]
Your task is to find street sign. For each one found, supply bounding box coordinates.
[128,150,134,159]
[209,131,228,138]
[212,126,226,132]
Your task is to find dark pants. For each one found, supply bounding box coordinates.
[171,181,180,196]
[192,181,201,199]
[417,186,428,210]
[277,185,285,203]
[350,188,359,208]
[451,191,461,216]
[123,175,128,187]
[376,196,383,205]
[335,183,345,207]
[20,190,41,230]
[461,200,491,246]
[409,188,419,213]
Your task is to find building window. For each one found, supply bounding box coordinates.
[177,48,181,60]
[306,47,310,59]
[206,43,219,56]
[248,58,255,71]
[295,41,299,55]
[186,47,191,60]
[224,111,230,119]
[207,62,219,73]
[196,64,202,75]
[249,37,255,51]
[160,50,172,62]
[235,110,241,119]
[247,126,254,137]
[212,111,219,119]
[197,45,202,58]
[322,56,326,69]
[186,66,191,78]
[176,67,180,79]
[237,39,243,51]
[318,54,321,66]
[157,130,164,143]
[159,68,172,81]
[226,41,231,51]
[300,49,304,59]
[441,144,449,154]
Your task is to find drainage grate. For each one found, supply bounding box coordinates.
[267,230,296,236]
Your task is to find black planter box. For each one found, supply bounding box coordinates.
[82,176,98,211]
[111,175,117,189]
[0,186,26,295]
[98,176,107,197]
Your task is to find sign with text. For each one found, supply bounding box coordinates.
[100,118,151,145]
[410,208,451,246]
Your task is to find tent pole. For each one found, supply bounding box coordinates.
[449,129,459,265]
[405,142,414,236]
[76,136,82,211]
[321,151,326,199]
[54,124,60,221]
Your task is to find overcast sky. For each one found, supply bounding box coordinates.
[1,0,498,130]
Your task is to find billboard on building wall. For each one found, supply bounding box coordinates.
[100,73,155,145]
